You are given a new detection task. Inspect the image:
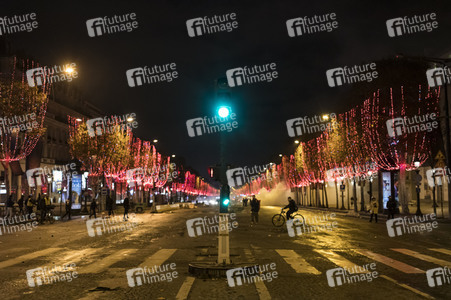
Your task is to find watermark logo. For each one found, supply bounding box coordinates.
[126,263,178,287]
[126,63,178,87]
[26,263,78,287]
[426,267,451,287]
[26,63,78,87]
[226,63,278,87]
[326,63,378,87]
[386,214,438,237]
[0,13,38,35]
[186,112,238,137]
[126,163,178,187]
[0,113,39,136]
[326,263,378,287]
[0,213,38,236]
[186,214,238,237]
[226,263,278,287]
[386,13,438,37]
[386,113,438,137]
[26,163,77,188]
[226,164,277,187]
[86,215,138,237]
[286,13,338,37]
[426,167,450,187]
[287,213,337,237]
[86,13,138,37]
[187,13,238,37]
[86,113,138,137]
[286,113,336,137]
[426,67,451,87]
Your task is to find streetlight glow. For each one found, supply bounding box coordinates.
[127,117,134,122]
[153,139,158,143]
[294,140,300,144]
[65,67,75,74]
[322,114,330,121]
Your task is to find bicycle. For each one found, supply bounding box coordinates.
[37,206,55,224]
[272,208,305,227]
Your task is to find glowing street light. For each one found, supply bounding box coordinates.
[294,140,300,144]
[127,117,134,122]
[75,118,82,122]
[65,67,75,75]
[171,154,176,158]
[153,139,158,143]
[322,114,330,121]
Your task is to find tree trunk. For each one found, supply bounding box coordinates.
[398,165,409,214]
[335,180,339,209]
[353,177,358,212]
[1,162,10,198]
[325,184,329,208]
[360,179,365,211]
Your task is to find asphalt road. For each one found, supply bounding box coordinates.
[0,205,450,300]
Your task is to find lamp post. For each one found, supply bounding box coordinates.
[414,161,422,216]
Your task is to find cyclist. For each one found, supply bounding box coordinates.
[284,197,298,220]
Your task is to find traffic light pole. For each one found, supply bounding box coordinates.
[218,130,230,264]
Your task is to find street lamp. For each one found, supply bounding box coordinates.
[171,154,176,158]
[279,154,283,157]
[65,67,75,75]
[153,139,158,143]
[294,140,300,144]
[414,161,422,216]
[322,114,330,121]
[75,118,82,122]
[127,117,134,122]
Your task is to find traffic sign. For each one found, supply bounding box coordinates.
[340,184,345,191]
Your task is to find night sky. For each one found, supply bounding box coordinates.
[3,0,451,179]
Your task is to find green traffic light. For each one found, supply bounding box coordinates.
[218,106,230,118]
[223,199,230,205]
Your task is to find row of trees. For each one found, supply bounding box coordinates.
[67,116,218,203]
[234,83,441,213]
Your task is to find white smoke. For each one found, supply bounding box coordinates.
[253,182,294,206]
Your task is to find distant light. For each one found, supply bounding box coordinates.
[414,161,420,168]
[153,139,158,143]
[223,199,230,205]
[65,67,74,74]
[368,171,373,176]
[127,117,134,122]
[218,106,230,118]
[322,114,329,121]
[171,154,176,158]
[294,140,300,144]
[75,118,82,122]
[279,154,283,157]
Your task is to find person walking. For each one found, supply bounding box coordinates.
[386,196,397,220]
[250,195,260,225]
[18,195,24,215]
[37,194,46,224]
[369,197,379,223]
[106,195,114,217]
[123,196,130,221]
[5,195,14,219]
[62,198,72,221]
[243,197,248,207]
[26,195,34,216]
[89,199,97,219]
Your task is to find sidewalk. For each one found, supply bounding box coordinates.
[299,206,451,223]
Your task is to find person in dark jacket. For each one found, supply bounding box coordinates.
[250,195,260,224]
[106,195,114,217]
[123,197,130,221]
[37,194,46,224]
[62,198,72,221]
[5,195,14,219]
[89,199,97,219]
[284,197,298,220]
[386,196,397,220]
[26,195,34,216]
[18,195,24,215]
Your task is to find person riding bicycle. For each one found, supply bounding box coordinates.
[284,197,298,220]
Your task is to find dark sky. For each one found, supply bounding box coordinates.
[3,0,451,179]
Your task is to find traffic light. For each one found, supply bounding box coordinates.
[219,184,230,213]
[207,166,220,181]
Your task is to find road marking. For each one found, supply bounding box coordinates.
[314,249,368,273]
[276,249,321,274]
[392,248,451,267]
[0,248,62,269]
[244,248,271,300]
[53,248,99,265]
[255,279,272,300]
[355,249,424,273]
[380,275,434,299]
[175,276,195,300]
[429,248,451,256]
[140,249,177,268]
[79,249,137,274]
